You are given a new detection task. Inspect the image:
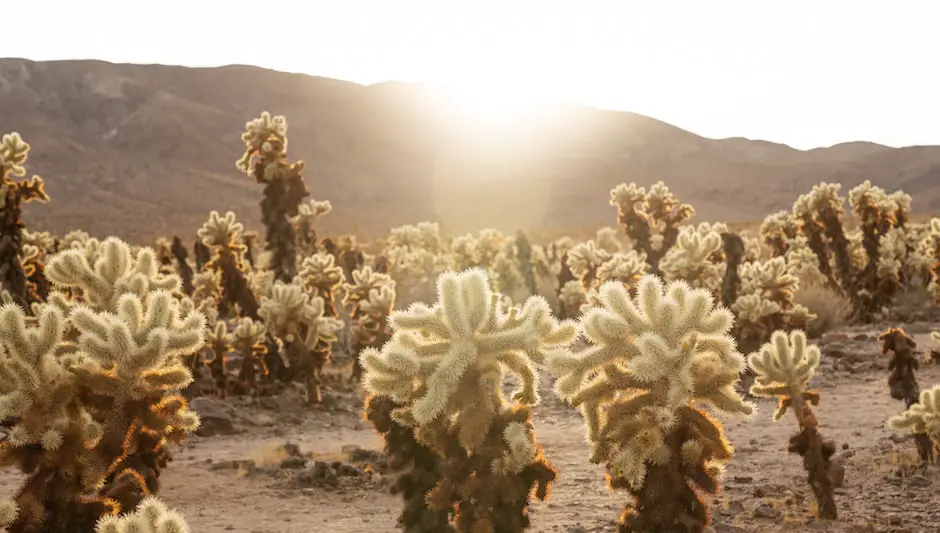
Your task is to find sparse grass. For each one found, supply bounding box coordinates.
[794,284,852,338]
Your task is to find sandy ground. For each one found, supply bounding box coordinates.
[3,326,940,533]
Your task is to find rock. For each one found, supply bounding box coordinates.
[752,503,781,519]
[189,397,237,436]
[890,433,911,444]
[904,323,931,334]
[712,524,747,533]
[906,475,932,488]
[248,413,276,427]
[280,456,307,469]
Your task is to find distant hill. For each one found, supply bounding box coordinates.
[2,58,938,243]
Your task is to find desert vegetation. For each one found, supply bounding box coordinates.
[1,113,940,532]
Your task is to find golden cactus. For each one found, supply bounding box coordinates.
[547,274,752,532]
[360,268,576,531]
[747,330,837,518]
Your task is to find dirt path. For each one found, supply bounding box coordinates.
[3,330,939,532]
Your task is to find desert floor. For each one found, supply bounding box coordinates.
[3,325,939,533]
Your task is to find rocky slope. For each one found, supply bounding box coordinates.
[2,58,938,243]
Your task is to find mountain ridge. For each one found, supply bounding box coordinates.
[2,58,938,243]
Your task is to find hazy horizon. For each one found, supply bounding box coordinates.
[7,0,939,150]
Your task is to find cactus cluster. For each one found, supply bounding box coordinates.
[5,112,940,532]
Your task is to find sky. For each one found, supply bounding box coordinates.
[6,0,939,149]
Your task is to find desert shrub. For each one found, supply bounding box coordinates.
[792,284,851,339]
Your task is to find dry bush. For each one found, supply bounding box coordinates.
[793,285,851,338]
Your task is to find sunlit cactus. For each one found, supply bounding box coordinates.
[547,275,752,532]
[0,132,50,310]
[236,111,309,283]
[0,236,205,532]
[747,330,837,518]
[360,268,576,531]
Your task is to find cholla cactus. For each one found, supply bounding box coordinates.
[297,251,345,317]
[197,211,259,319]
[0,132,50,310]
[0,237,205,532]
[930,331,940,364]
[547,275,752,532]
[205,321,233,398]
[360,268,576,531]
[44,237,180,310]
[847,180,910,318]
[558,280,588,318]
[732,257,815,353]
[888,385,940,464]
[236,112,309,282]
[363,393,453,532]
[759,210,799,256]
[387,221,443,254]
[609,181,694,274]
[658,226,725,293]
[790,181,913,321]
[94,497,190,533]
[259,281,343,404]
[566,240,612,291]
[349,284,396,383]
[231,317,270,394]
[925,218,940,304]
[293,198,332,257]
[168,236,194,295]
[880,328,934,463]
[343,265,395,321]
[747,330,837,518]
[595,226,628,253]
[785,236,828,288]
[719,231,746,308]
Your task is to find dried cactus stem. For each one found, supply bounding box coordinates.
[193,239,211,271]
[616,206,657,272]
[207,341,230,399]
[0,188,32,309]
[170,236,194,295]
[612,406,728,533]
[210,246,260,319]
[613,462,710,533]
[427,406,556,533]
[285,338,328,405]
[554,252,576,318]
[785,392,838,519]
[515,231,538,296]
[364,394,453,532]
[719,232,744,307]
[796,217,841,292]
[880,328,935,463]
[8,464,119,533]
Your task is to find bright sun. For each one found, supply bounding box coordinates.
[434,78,562,127]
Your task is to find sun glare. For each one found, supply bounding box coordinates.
[435,79,561,128]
